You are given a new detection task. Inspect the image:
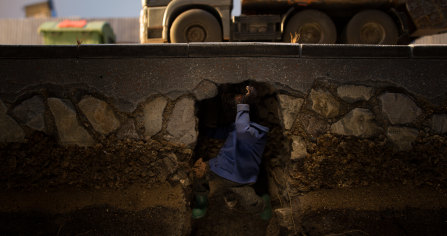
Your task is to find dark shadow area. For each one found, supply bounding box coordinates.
[301,208,447,236]
[193,81,283,235]
[0,205,182,236]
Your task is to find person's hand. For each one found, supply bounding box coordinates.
[241,86,257,104]
[192,158,207,178]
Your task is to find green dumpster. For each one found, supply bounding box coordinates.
[38,21,116,45]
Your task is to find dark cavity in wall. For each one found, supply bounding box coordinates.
[194,81,287,214]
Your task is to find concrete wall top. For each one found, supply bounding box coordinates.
[1,43,447,113]
[1,43,447,58]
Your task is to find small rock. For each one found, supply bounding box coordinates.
[331,108,383,138]
[163,153,178,175]
[337,85,373,103]
[0,100,26,143]
[116,119,140,140]
[308,89,340,118]
[157,174,166,182]
[274,208,293,230]
[291,136,308,161]
[78,95,120,134]
[386,126,419,152]
[166,97,197,147]
[431,114,447,134]
[141,97,167,137]
[166,91,185,100]
[193,80,218,101]
[48,98,94,147]
[12,95,46,132]
[299,113,328,138]
[277,95,304,130]
[378,93,422,124]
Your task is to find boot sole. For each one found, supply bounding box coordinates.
[191,208,208,219]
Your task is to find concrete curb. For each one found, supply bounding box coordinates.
[411,45,447,58]
[300,44,411,58]
[0,43,446,58]
[188,42,300,57]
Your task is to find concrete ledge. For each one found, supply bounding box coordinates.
[301,44,412,58]
[0,45,78,58]
[412,45,447,58]
[0,44,190,58]
[1,43,446,58]
[78,44,189,58]
[188,42,300,57]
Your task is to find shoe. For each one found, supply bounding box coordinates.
[260,194,272,220]
[191,195,208,219]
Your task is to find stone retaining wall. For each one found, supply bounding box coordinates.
[1,43,447,235]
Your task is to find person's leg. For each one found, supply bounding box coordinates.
[192,161,214,219]
[221,178,271,220]
[193,161,213,195]
[220,178,264,214]
[229,184,265,214]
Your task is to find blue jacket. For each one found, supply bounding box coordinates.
[206,104,269,184]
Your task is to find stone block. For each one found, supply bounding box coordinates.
[141,97,167,137]
[386,126,418,152]
[163,153,178,175]
[48,98,94,147]
[12,95,46,132]
[331,108,383,138]
[166,91,185,101]
[188,42,300,57]
[291,136,308,161]
[274,208,293,230]
[378,93,421,124]
[431,114,447,134]
[277,95,304,130]
[0,100,25,143]
[167,97,197,147]
[78,96,120,135]
[412,45,447,58]
[116,119,140,140]
[78,44,189,58]
[301,44,411,58]
[299,113,328,138]
[193,80,218,101]
[309,89,340,118]
[337,85,373,103]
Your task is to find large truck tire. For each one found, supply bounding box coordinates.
[283,10,336,44]
[344,10,398,45]
[170,9,222,43]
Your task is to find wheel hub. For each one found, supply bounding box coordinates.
[185,25,206,42]
[360,22,385,44]
[298,23,323,44]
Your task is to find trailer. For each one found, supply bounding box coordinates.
[139,0,447,44]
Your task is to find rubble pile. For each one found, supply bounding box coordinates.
[289,132,447,193]
[0,132,193,190]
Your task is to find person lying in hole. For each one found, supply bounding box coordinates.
[192,86,271,220]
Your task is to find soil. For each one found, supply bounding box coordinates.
[0,183,189,236]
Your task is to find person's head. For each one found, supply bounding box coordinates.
[221,92,259,124]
